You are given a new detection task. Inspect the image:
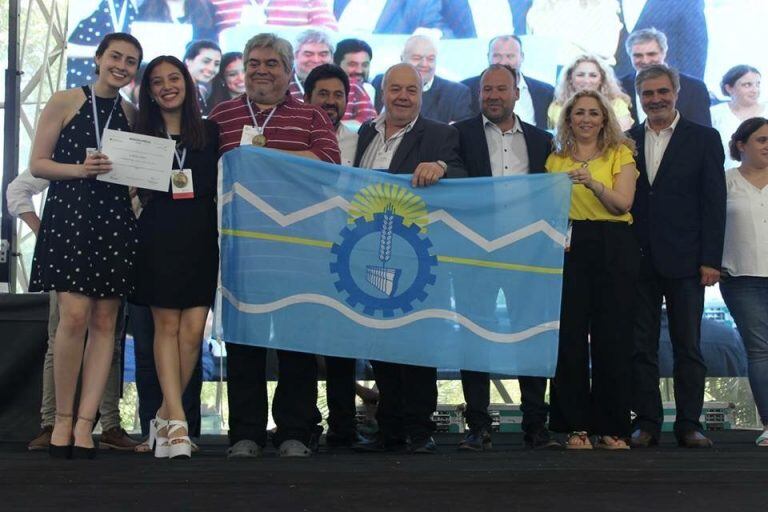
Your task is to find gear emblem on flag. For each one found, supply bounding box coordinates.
[329,184,437,317]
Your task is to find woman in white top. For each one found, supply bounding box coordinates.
[719,117,768,447]
[711,65,765,170]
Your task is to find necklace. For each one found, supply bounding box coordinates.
[573,147,601,168]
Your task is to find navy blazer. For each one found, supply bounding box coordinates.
[628,116,726,279]
[461,74,554,130]
[353,116,466,178]
[620,72,712,127]
[371,74,473,124]
[334,0,442,34]
[614,0,707,80]
[452,114,552,177]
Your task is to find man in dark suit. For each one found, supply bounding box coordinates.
[452,64,559,451]
[461,36,553,130]
[619,28,711,127]
[371,35,472,124]
[334,0,443,35]
[628,65,725,449]
[353,63,465,454]
[614,0,707,80]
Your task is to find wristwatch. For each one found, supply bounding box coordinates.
[436,160,448,172]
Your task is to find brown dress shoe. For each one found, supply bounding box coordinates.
[99,427,141,451]
[28,426,53,451]
[678,431,713,448]
[629,429,658,448]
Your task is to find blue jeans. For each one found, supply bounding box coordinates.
[720,276,768,425]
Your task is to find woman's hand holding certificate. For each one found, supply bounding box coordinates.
[97,129,176,191]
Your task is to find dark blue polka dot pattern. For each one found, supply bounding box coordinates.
[66,0,137,89]
[29,86,137,298]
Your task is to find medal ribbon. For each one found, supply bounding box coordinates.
[245,97,278,137]
[166,133,188,169]
[106,0,131,31]
[91,87,121,151]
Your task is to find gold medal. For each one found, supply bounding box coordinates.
[252,134,267,146]
[172,171,188,189]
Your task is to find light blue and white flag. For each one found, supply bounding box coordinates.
[217,147,571,376]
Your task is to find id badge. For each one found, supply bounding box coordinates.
[240,125,260,146]
[564,221,573,252]
[171,169,194,200]
[86,147,100,158]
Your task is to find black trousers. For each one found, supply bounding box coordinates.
[370,360,437,441]
[632,255,706,438]
[226,342,319,447]
[460,371,549,433]
[324,356,357,437]
[549,221,639,437]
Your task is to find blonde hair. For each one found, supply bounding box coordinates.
[553,54,630,106]
[553,89,636,157]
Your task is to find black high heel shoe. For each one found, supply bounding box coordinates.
[72,416,98,460]
[49,412,74,459]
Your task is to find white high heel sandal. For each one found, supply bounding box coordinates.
[151,415,170,458]
[167,420,192,459]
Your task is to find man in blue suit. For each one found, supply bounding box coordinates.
[461,36,554,130]
[614,0,708,80]
[452,64,559,451]
[619,28,711,127]
[627,65,725,449]
[371,35,473,124]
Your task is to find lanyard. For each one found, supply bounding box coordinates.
[91,88,121,151]
[245,97,277,135]
[106,0,131,31]
[167,133,188,169]
[293,75,305,95]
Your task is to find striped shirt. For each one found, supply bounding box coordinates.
[289,76,377,124]
[212,0,338,31]
[208,92,340,163]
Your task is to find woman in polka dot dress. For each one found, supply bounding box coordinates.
[66,0,138,89]
[28,33,143,459]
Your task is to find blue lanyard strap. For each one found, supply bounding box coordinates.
[167,133,188,169]
[91,87,120,150]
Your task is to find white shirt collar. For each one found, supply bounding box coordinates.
[422,76,435,92]
[373,112,419,138]
[517,73,529,91]
[482,114,523,134]
[644,110,681,135]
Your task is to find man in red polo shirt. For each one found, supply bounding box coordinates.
[209,32,340,458]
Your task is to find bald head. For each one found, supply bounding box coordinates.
[382,63,422,128]
[401,35,437,85]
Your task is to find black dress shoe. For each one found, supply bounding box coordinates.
[630,429,659,448]
[353,434,406,453]
[409,436,437,454]
[49,443,72,459]
[677,431,713,448]
[458,429,492,451]
[524,428,563,450]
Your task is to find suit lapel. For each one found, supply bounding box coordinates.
[389,117,424,172]
[354,123,378,167]
[474,115,492,176]
[631,125,648,186]
[651,118,689,188]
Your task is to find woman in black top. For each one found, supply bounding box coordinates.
[132,55,220,459]
[29,33,143,458]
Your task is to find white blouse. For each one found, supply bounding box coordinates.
[722,168,768,277]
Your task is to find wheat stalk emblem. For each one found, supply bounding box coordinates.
[378,204,395,266]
